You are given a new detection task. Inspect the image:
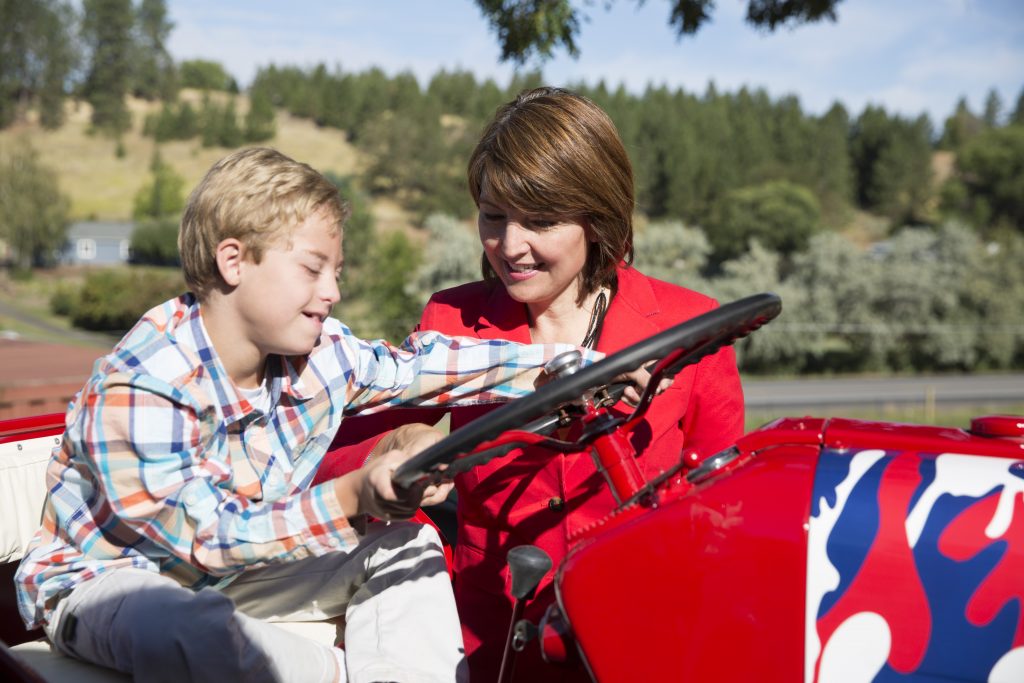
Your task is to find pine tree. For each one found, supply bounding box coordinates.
[81,0,134,135]
[244,88,276,142]
[938,97,983,150]
[132,0,177,101]
[1011,87,1024,127]
[132,149,185,220]
[0,0,77,128]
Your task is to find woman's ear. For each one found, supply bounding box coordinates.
[215,238,245,287]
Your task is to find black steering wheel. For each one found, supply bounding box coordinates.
[393,292,782,490]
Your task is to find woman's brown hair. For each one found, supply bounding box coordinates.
[468,87,635,303]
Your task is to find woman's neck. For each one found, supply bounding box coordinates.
[527,287,606,347]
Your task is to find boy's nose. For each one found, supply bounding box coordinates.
[321,274,341,306]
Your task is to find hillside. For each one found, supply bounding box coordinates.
[0,91,418,231]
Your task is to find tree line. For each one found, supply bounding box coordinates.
[249,63,1023,254]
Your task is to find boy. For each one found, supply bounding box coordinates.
[14,147,592,683]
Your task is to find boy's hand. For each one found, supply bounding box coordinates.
[369,423,452,507]
[370,424,445,466]
[360,448,454,520]
[334,423,453,522]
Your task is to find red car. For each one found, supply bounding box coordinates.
[2,293,1022,682]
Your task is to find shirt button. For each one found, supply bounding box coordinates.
[327,537,340,548]
[548,497,565,512]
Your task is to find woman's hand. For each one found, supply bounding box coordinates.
[617,365,672,407]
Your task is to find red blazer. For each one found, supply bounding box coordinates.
[317,264,744,681]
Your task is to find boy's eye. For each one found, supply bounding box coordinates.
[530,219,557,229]
[304,265,320,277]
[482,212,504,222]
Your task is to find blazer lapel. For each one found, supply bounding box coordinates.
[595,265,663,354]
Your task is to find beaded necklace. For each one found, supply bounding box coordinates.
[580,288,609,349]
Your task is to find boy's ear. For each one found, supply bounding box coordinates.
[215,238,245,287]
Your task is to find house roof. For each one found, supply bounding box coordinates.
[67,221,135,241]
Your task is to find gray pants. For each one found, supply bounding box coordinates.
[45,521,467,683]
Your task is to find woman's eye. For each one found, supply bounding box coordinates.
[304,265,320,277]
[531,219,557,229]
[482,212,504,222]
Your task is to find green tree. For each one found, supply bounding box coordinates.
[1010,87,1024,127]
[218,98,244,147]
[244,88,276,142]
[0,139,70,268]
[943,125,1024,232]
[129,218,179,265]
[131,0,177,101]
[81,0,134,135]
[132,150,185,220]
[982,88,1003,128]
[806,103,854,223]
[359,231,422,343]
[427,69,481,118]
[938,97,983,150]
[850,106,934,223]
[707,180,822,263]
[0,0,78,129]
[179,59,234,91]
[324,173,375,269]
[474,0,843,63]
[37,3,77,129]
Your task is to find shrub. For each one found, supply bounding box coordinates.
[70,267,184,333]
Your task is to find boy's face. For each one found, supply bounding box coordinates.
[235,208,343,359]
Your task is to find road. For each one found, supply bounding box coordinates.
[743,373,1024,409]
[0,295,115,348]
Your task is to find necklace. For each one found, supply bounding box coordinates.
[581,288,609,349]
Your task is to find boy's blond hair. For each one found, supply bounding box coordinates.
[179,147,349,299]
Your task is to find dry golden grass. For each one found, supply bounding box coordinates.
[0,92,364,221]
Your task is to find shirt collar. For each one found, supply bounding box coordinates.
[159,295,313,425]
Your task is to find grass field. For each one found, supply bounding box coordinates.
[0,92,364,222]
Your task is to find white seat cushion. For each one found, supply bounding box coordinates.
[9,640,130,682]
[9,621,337,681]
[0,433,59,564]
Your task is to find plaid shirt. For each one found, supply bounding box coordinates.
[16,294,585,628]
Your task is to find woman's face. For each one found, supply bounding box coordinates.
[477,186,590,313]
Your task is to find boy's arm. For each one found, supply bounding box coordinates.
[332,326,597,415]
[78,378,368,576]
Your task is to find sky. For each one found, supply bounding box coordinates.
[166,0,1024,128]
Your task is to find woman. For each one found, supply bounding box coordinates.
[317,87,744,681]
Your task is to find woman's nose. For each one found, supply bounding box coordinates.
[499,221,530,256]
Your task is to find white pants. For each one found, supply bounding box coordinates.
[45,521,467,683]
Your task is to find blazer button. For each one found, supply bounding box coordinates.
[548,496,565,512]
